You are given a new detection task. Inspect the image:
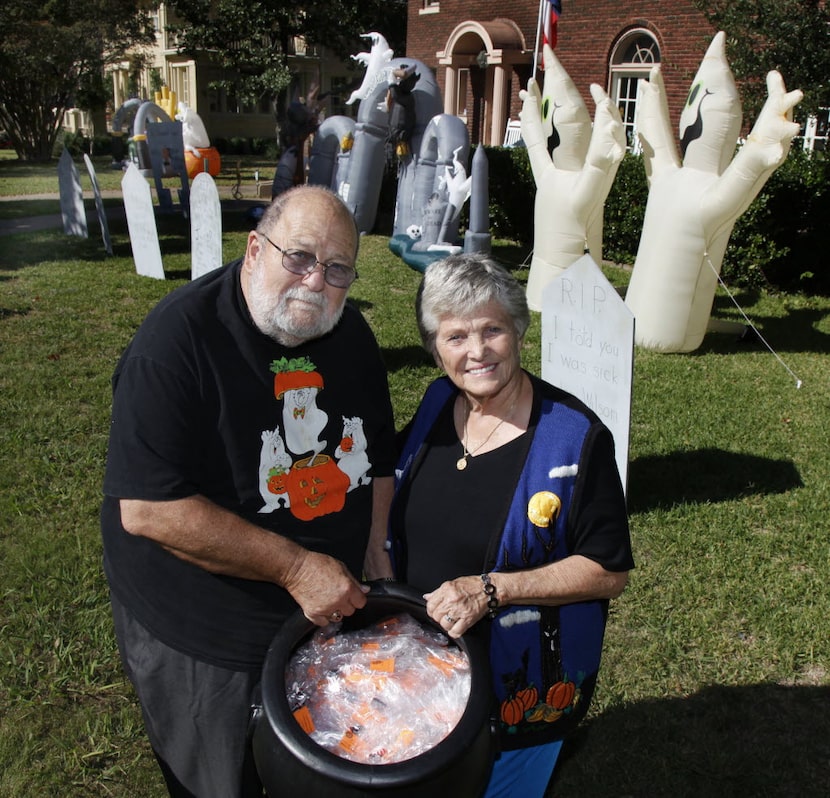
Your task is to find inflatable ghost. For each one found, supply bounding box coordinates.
[176,102,221,178]
[346,32,394,105]
[624,32,802,352]
[521,44,626,311]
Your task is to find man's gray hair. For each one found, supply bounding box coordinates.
[416,254,530,360]
[256,185,359,259]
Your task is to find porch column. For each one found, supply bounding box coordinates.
[444,65,457,116]
[491,64,508,146]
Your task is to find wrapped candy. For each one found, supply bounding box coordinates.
[285,613,471,764]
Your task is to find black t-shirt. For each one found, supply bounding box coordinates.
[101,260,396,669]
[398,380,633,593]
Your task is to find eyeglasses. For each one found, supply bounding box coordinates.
[260,234,358,289]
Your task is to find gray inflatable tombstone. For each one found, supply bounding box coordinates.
[339,57,442,234]
[394,113,470,241]
[307,115,357,193]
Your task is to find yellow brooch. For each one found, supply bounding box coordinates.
[527,491,562,528]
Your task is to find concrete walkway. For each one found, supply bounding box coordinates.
[0,189,266,237]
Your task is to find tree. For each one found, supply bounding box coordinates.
[0,1,155,162]
[167,0,408,109]
[694,0,830,121]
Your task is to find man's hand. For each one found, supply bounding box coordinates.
[282,549,369,626]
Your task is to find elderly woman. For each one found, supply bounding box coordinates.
[375,254,634,797]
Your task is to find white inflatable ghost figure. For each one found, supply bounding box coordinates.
[176,102,210,156]
[346,32,394,106]
[520,44,626,311]
[624,32,802,353]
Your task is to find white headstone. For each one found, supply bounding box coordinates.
[121,163,165,280]
[190,172,223,279]
[541,254,634,492]
[57,149,87,238]
[83,154,113,256]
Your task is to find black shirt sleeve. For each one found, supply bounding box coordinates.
[567,423,635,572]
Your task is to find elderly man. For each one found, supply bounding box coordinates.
[101,185,396,797]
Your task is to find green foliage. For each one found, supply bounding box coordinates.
[480,145,535,244]
[167,0,408,109]
[0,0,155,161]
[694,0,830,120]
[726,149,830,293]
[603,154,649,266]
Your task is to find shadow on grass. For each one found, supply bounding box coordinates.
[381,344,434,372]
[550,683,830,797]
[627,449,802,513]
[704,290,830,354]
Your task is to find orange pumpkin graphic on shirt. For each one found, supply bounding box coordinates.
[285,454,351,521]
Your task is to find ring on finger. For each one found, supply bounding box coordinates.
[444,614,456,624]
[329,610,343,622]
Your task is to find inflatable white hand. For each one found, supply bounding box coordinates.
[521,45,625,310]
[624,32,802,352]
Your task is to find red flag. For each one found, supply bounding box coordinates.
[543,0,561,50]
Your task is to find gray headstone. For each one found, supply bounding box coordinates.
[541,254,634,492]
[121,163,165,280]
[190,172,223,280]
[146,121,189,214]
[83,154,113,256]
[58,149,87,238]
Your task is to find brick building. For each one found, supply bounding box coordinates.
[406,0,716,146]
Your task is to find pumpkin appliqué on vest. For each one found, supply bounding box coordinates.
[498,648,583,733]
[499,675,582,732]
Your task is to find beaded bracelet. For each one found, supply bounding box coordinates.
[480,573,499,619]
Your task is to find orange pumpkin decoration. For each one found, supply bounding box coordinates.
[267,471,287,494]
[516,685,538,712]
[499,696,525,727]
[285,454,350,521]
[546,680,576,710]
[185,146,222,178]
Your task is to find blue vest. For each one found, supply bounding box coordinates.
[392,376,608,749]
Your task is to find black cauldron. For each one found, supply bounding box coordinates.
[251,581,495,797]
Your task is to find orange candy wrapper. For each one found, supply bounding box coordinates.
[285,613,471,764]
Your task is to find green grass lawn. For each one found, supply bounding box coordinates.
[0,166,828,796]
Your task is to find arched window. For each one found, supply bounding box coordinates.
[610,31,660,152]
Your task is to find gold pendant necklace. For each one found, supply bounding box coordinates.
[456,396,516,471]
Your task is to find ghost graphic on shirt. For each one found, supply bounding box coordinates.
[282,385,328,458]
[335,416,372,490]
[258,427,293,512]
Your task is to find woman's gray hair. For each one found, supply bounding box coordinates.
[416,253,530,360]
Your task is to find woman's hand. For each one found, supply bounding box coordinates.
[424,575,488,639]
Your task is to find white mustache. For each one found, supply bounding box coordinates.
[283,286,326,308]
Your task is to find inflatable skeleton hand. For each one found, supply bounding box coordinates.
[624,32,802,353]
[520,44,625,310]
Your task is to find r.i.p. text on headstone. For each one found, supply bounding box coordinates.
[57,148,88,238]
[121,163,165,280]
[541,254,634,492]
[190,172,223,280]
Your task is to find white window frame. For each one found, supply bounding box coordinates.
[609,30,660,153]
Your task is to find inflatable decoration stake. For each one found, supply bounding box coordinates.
[521,44,626,311]
[624,32,803,353]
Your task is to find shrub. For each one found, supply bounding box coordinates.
[482,145,535,243]
[603,154,648,266]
